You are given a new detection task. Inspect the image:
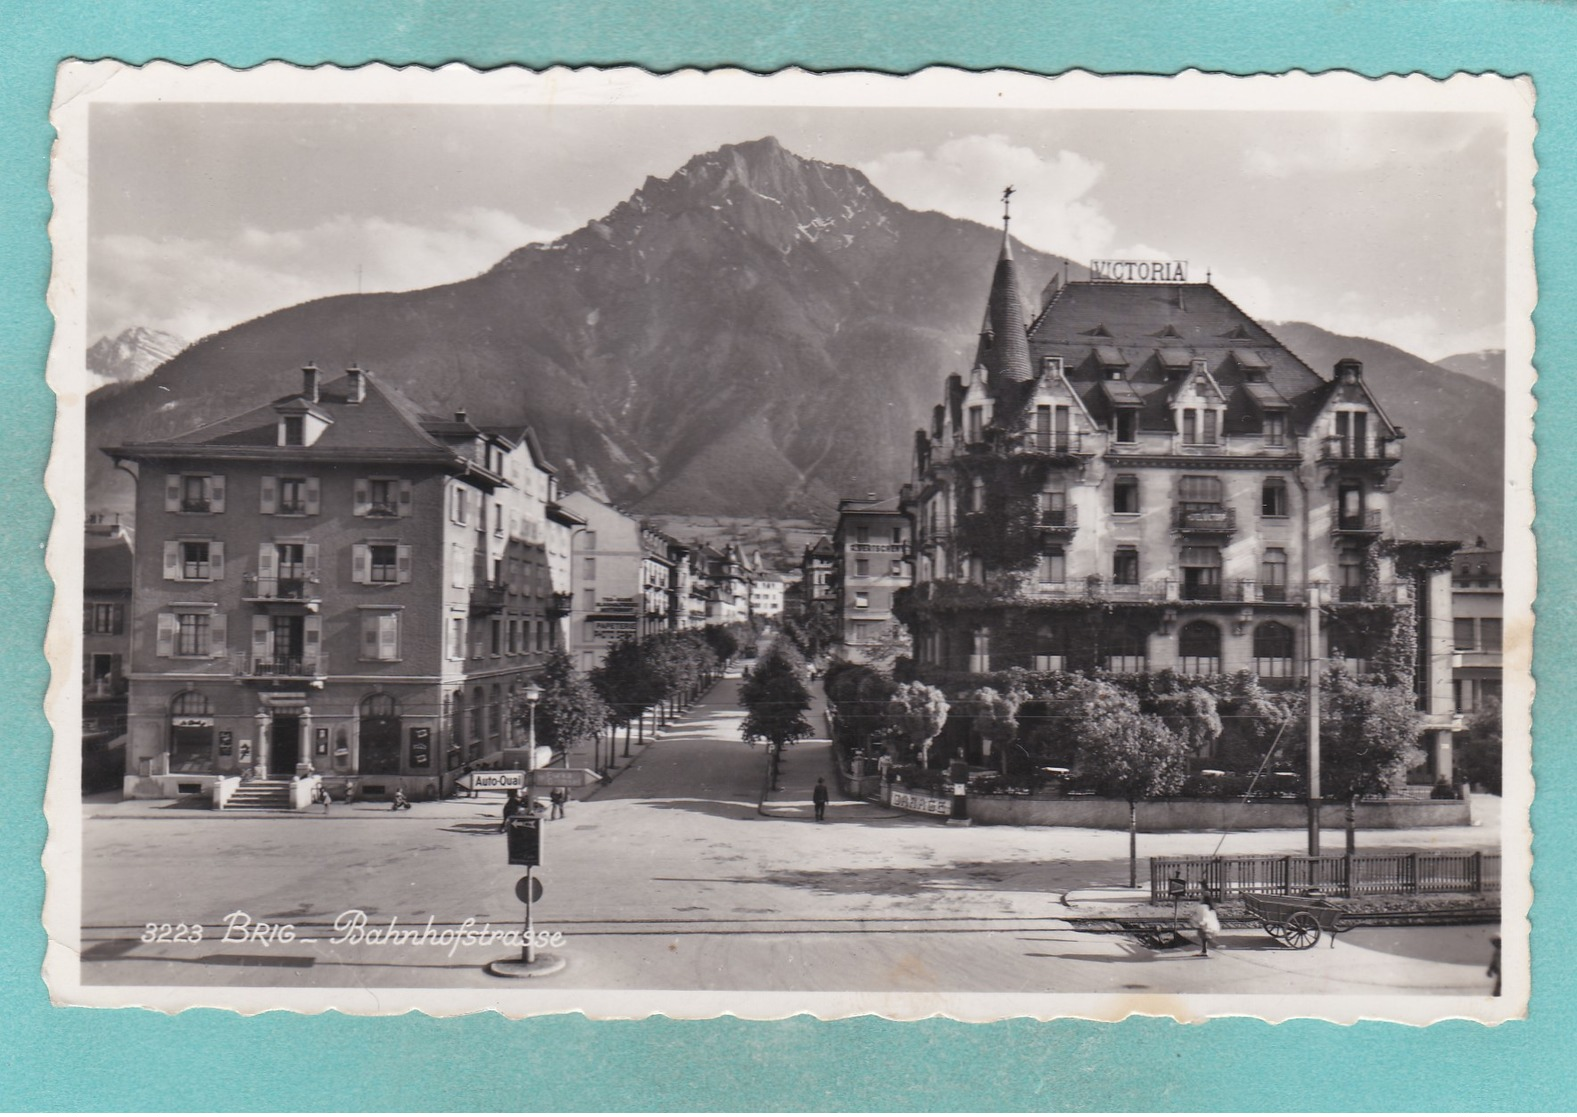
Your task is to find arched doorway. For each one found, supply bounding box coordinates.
[169,691,213,773]
[359,693,402,775]
[1178,620,1222,675]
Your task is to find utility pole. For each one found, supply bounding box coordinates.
[1306,583,1322,856]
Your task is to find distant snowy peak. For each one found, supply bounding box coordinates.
[87,326,186,386]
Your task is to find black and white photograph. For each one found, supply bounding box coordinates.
[43,64,1533,1022]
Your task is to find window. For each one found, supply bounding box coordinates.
[1038,487,1067,526]
[181,541,211,580]
[368,479,396,517]
[854,558,870,577]
[1481,617,1502,652]
[1260,548,1288,601]
[856,525,869,544]
[278,477,308,515]
[169,691,214,773]
[892,527,903,544]
[355,478,409,518]
[368,544,398,583]
[494,502,504,537]
[354,544,411,585]
[1034,624,1068,672]
[182,474,207,511]
[1339,548,1365,601]
[1262,478,1289,517]
[582,556,596,582]
[1115,410,1138,443]
[1181,545,1222,600]
[967,405,984,443]
[1113,475,1140,514]
[449,617,465,659]
[282,415,305,446]
[1104,625,1148,673]
[453,487,468,524]
[583,531,597,550]
[1328,619,1376,675]
[582,587,596,611]
[1202,410,1218,444]
[1454,618,1477,651]
[88,603,124,635]
[1113,547,1139,586]
[1178,620,1222,675]
[166,473,224,514]
[854,591,870,610]
[1253,621,1296,678]
[971,477,985,512]
[176,612,211,657]
[1264,413,1286,446]
[1338,482,1366,530]
[491,618,502,656]
[890,560,905,577]
[1037,546,1066,584]
[361,610,401,661]
[1180,475,1224,510]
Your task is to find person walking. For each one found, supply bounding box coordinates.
[1190,897,1221,957]
[318,784,333,814]
[812,777,829,822]
[549,787,567,821]
[500,789,521,832]
[391,788,411,811]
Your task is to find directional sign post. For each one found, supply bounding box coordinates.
[455,770,527,793]
[523,768,603,790]
[488,835,565,979]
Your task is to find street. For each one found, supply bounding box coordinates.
[78,679,1500,995]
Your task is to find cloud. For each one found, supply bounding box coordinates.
[1242,114,1487,180]
[858,134,1121,262]
[89,207,566,343]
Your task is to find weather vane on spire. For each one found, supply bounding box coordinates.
[1002,184,1015,227]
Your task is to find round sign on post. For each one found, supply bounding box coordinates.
[514,875,545,904]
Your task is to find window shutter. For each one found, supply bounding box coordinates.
[208,476,226,513]
[210,541,225,580]
[209,613,228,658]
[398,480,413,517]
[452,543,466,589]
[303,543,320,581]
[353,479,370,517]
[260,476,277,515]
[257,544,277,580]
[251,615,271,658]
[352,543,369,585]
[396,544,412,583]
[164,476,182,513]
[305,476,321,516]
[163,541,180,580]
[378,613,399,660]
[156,613,176,657]
[303,615,322,663]
[362,613,378,657]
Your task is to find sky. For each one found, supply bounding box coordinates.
[88,102,1508,364]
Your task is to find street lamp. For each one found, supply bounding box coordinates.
[523,680,542,770]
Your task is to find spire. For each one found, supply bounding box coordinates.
[974,185,1033,384]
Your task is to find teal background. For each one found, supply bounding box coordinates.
[0,1,1568,1110]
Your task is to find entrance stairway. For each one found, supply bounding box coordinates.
[223,778,295,811]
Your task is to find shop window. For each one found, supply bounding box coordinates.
[1178,620,1222,675]
[1253,621,1295,678]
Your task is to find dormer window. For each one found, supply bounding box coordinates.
[1041,355,1065,378]
[1115,410,1138,443]
[282,416,304,446]
[967,405,984,443]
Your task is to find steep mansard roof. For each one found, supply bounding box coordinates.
[971,231,1034,387]
[1017,280,1334,435]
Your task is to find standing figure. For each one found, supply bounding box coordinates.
[500,789,521,832]
[812,777,830,822]
[1488,935,1502,996]
[318,784,333,814]
[1190,898,1221,957]
[549,788,567,820]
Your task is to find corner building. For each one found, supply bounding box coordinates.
[109,366,574,801]
[901,228,1434,761]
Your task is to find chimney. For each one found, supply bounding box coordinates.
[1335,357,1363,383]
[302,363,320,403]
[346,365,366,404]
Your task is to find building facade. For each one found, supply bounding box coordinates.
[83,515,133,747]
[831,496,912,662]
[1452,541,1503,715]
[109,366,566,801]
[899,224,1453,776]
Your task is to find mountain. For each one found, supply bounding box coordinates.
[1269,322,1503,546]
[86,326,186,389]
[1434,349,1506,391]
[86,137,1503,552]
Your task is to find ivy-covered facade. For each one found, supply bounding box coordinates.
[898,214,1458,778]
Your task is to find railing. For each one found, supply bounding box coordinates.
[235,653,326,679]
[1174,506,1237,533]
[277,500,307,515]
[1018,431,1084,455]
[365,501,399,518]
[1179,581,1223,601]
[469,581,508,613]
[1320,436,1402,464]
[180,498,211,513]
[547,592,574,615]
[1150,852,1499,901]
[243,573,320,601]
[1334,509,1384,533]
[1035,507,1078,532]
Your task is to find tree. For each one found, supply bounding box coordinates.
[970,685,1026,773]
[1069,679,1191,887]
[594,636,660,750]
[885,681,951,768]
[739,640,814,791]
[1456,697,1502,795]
[1319,671,1426,801]
[525,651,609,762]
[779,601,838,663]
[1149,686,1223,757]
[856,619,914,672]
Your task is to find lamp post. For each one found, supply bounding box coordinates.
[523,680,542,769]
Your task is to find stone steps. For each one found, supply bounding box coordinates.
[224,779,294,810]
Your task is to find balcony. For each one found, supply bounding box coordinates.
[365,501,399,518]
[243,573,321,605]
[1034,507,1078,537]
[179,497,211,513]
[1320,436,1401,465]
[235,653,327,681]
[547,591,574,616]
[1173,505,1238,535]
[1017,431,1085,457]
[469,580,508,614]
[1333,509,1384,536]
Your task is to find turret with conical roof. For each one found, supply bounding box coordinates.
[973,193,1033,386]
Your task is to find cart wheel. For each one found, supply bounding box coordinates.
[1264,922,1286,943]
[1283,911,1321,950]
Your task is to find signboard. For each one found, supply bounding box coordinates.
[890,790,951,816]
[457,769,528,792]
[314,726,330,756]
[526,767,603,789]
[505,815,542,866]
[514,875,545,903]
[408,727,431,768]
[172,716,213,728]
[593,620,638,640]
[217,730,233,757]
[1090,259,1189,283]
[596,596,639,614]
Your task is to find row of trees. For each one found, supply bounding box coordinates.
[511,623,752,769]
[739,639,815,793]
